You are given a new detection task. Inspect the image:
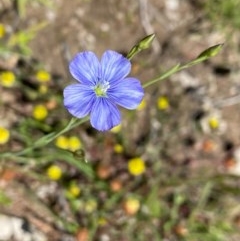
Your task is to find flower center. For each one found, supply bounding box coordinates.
[94,80,110,97]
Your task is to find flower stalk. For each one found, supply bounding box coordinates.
[0,116,89,158]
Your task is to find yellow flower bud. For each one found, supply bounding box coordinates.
[84,199,97,213]
[157,96,169,110]
[0,71,16,87]
[68,136,82,151]
[68,182,81,197]
[113,143,124,154]
[208,117,219,129]
[32,104,48,120]
[128,157,146,176]
[38,84,48,94]
[123,198,140,215]
[0,127,10,145]
[0,24,6,38]
[55,135,69,149]
[35,70,51,83]
[47,165,62,180]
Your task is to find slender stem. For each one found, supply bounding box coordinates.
[0,116,90,158]
[143,55,210,89]
[49,116,89,142]
[143,64,180,88]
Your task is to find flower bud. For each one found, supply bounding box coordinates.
[127,34,155,59]
[197,44,223,59]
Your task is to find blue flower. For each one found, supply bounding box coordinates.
[64,50,144,131]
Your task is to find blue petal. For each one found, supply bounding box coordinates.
[90,98,121,131]
[101,50,131,83]
[63,84,96,118]
[108,77,144,109]
[69,51,100,85]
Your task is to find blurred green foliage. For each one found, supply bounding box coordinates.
[7,22,47,55]
[0,190,11,205]
[204,0,240,30]
[15,0,53,19]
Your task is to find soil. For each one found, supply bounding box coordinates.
[1,0,240,240]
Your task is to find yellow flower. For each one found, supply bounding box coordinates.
[128,157,146,176]
[0,127,10,145]
[47,165,62,180]
[68,136,82,151]
[137,98,146,111]
[32,104,48,120]
[157,96,169,110]
[98,217,107,226]
[55,135,82,152]
[84,199,97,213]
[123,197,140,215]
[68,182,81,197]
[38,84,48,94]
[208,117,219,129]
[0,24,6,38]
[111,124,121,133]
[55,135,69,149]
[35,70,51,83]
[0,71,16,87]
[114,143,124,154]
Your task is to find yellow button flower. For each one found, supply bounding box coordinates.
[38,84,48,94]
[46,165,62,180]
[123,197,140,215]
[55,135,82,152]
[0,127,10,145]
[0,24,6,38]
[114,143,124,154]
[0,71,16,87]
[84,199,97,213]
[55,135,69,149]
[35,70,51,83]
[68,182,81,197]
[32,104,48,120]
[208,117,219,129]
[68,136,82,151]
[137,98,146,111]
[157,96,169,110]
[128,157,146,176]
[111,124,121,133]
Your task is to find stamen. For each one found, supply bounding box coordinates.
[94,80,110,97]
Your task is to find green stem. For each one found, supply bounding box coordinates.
[188,181,213,224]
[0,116,90,158]
[143,64,180,88]
[143,43,223,88]
[143,57,211,89]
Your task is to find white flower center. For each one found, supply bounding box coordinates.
[94,80,110,97]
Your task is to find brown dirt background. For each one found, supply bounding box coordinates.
[1,0,240,240]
